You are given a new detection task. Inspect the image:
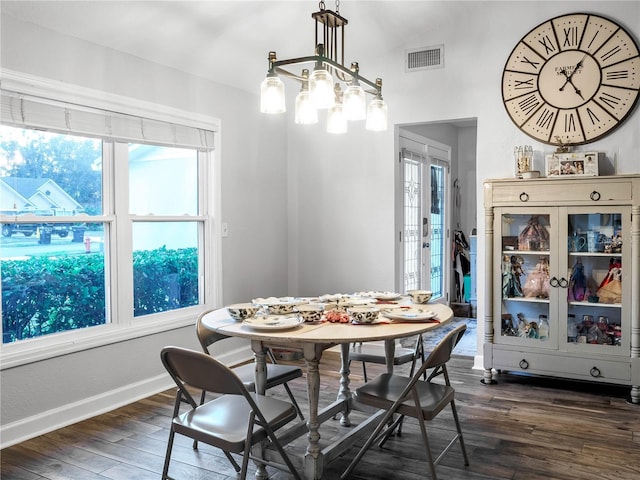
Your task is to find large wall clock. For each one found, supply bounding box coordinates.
[502,13,640,146]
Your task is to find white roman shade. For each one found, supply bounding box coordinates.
[1,90,215,149]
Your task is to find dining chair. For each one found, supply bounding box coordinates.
[349,334,424,382]
[349,334,424,436]
[195,311,305,420]
[160,346,302,480]
[341,324,469,480]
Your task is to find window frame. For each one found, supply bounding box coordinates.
[0,70,222,369]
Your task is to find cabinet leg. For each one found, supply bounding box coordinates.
[481,368,497,385]
[629,385,640,405]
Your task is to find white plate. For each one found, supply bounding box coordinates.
[253,297,303,306]
[373,291,402,301]
[383,308,436,322]
[242,315,304,331]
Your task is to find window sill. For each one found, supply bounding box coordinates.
[0,308,203,370]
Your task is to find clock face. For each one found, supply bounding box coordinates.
[502,13,640,146]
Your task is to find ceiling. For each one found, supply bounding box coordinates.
[2,1,477,95]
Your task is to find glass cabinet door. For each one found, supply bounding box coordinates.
[563,208,629,354]
[496,209,557,349]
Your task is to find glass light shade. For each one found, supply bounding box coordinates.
[326,104,347,134]
[342,84,366,121]
[310,69,334,109]
[365,98,388,131]
[260,75,286,113]
[295,90,318,124]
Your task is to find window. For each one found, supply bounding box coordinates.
[1,127,106,343]
[0,73,220,365]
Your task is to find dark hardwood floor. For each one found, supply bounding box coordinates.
[2,353,639,480]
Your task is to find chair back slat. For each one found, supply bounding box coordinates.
[161,346,246,396]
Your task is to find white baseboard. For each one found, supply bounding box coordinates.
[0,346,254,450]
[0,373,172,449]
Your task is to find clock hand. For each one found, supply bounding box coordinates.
[558,56,587,99]
[559,70,584,98]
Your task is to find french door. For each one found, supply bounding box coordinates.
[399,143,450,303]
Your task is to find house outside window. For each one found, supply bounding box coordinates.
[0,73,220,364]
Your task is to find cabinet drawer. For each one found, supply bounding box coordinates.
[492,348,631,382]
[490,180,632,206]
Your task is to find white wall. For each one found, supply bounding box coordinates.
[1,0,639,446]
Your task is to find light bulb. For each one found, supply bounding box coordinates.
[260,75,286,113]
[327,104,347,134]
[295,90,318,124]
[310,68,334,109]
[365,98,388,131]
[343,84,366,121]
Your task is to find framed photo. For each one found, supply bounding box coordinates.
[545,152,599,178]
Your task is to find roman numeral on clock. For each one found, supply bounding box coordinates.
[520,56,541,70]
[564,112,577,132]
[563,27,579,47]
[518,94,541,116]
[535,108,555,129]
[606,70,629,80]
[538,35,557,55]
[586,107,600,125]
[599,91,621,109]
[599,45,622,63]
[514,78,535,89]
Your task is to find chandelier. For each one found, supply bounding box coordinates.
[260,0,388,133]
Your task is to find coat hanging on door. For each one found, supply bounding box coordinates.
[453,230,470,303]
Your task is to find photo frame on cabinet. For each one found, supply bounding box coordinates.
[545,152,599,178]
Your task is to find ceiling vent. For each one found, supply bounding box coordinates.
[405,45,444,72]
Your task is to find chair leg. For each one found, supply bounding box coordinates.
[450,399,470,466]
[283,382,305,420]
[162,429,176,480]
[416,416,438,480]
[239,449,251,480]
[222,451,241,473]
[361,361,368,382]
[340,408,398,479]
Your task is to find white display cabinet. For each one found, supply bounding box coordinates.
[482,175,639,403]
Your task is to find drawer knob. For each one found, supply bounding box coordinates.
[590,366,601,378]
[519,359,529,369]
[590,190,601,201]
[519,192,529,202]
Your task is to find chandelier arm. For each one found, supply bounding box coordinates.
[274,67,306,83]
[320,57,381,93]
[273,57,380,94]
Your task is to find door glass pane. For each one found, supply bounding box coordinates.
[403,156,421,292]
[567,213,623,347]
[499,213,551,343]
[429,164,445,297]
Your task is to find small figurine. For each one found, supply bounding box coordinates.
[569,259,588,301]
[526,321,539,339]
[517,313,528,337]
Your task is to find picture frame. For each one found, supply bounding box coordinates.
[545,152,599,178]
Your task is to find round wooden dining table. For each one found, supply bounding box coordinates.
[201,302,453,480]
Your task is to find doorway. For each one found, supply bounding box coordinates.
[395,119,477,308]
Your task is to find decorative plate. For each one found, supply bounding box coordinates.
[242,315,304,331]
[383,308,436,322]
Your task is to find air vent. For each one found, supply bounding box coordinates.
[405,45,444,72]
